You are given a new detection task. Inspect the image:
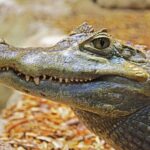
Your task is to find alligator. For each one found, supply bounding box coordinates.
[0,22,149,150]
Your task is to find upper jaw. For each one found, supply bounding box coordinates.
[0,57,149,86]
[0,44,149,86]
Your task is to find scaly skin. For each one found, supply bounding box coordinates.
[0,23,149,150]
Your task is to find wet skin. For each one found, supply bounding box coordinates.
[0,23,149,150]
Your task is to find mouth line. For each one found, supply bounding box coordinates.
[0,66,98,85]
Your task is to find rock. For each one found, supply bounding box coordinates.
[0,140,14,150]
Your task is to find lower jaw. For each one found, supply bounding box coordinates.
[0,71,149,117]
[0,71,147,100]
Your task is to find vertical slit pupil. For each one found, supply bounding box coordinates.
[100,39,105,47]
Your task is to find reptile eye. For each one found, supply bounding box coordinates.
[92,37,110,49]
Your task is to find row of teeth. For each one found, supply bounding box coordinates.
[31,76,92,85]
[0,67,93,85]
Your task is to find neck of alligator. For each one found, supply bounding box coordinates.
[0,23,149,150]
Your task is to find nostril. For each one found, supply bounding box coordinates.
[92,0,97,3]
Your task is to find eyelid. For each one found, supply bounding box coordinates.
[79,32,112,48]
[91,35,110,41]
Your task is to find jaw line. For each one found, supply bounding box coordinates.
[0,70,147,89]
[0,68,143,87]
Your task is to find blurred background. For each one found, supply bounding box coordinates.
[0,0,150,149]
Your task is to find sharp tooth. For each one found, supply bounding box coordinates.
[59,78,63,83]
[33,77,40,85]
[80,79,83,82]
[43,75,46,80]
[6,67,9,70]
[49,77,53,81]
[25,75,30,82]
[65,78,69,83]
[2,68,5,71]
[89,78,92,81]
[70,78,74,82]
[54,76,57,79]
[75,79,79,82]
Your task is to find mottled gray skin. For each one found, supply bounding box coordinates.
[0,23,149,150]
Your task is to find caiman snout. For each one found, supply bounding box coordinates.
[0,41,149,86]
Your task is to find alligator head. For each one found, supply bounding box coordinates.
[0,22,149,149]
[0,23,150,150]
